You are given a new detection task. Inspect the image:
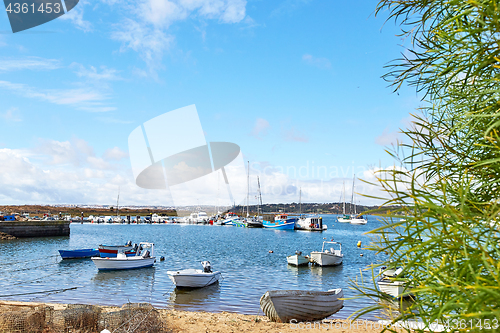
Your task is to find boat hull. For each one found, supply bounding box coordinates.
[260,289,343,323]
[59,249,99,259]
[98,249,136,257]
[309,252,343,266]
[91,257,155,270]
[350,218,367,225]
[263,221,295,230]
[337,218,351,223]
[377,279,407,298]
[287,255,309,266]
[167,269,221,288]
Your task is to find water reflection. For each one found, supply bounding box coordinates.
[92,267,156,284]
[169,283,221,309]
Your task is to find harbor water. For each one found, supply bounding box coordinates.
[0,215,386,320]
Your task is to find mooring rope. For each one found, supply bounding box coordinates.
[0,287,78,298]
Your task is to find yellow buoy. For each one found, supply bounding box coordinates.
[357,241,362,247]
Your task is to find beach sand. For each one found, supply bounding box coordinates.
[0,301,387,332]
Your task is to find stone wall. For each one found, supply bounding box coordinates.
[0,220,70,238]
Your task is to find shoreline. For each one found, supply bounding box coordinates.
[0,300,386,332]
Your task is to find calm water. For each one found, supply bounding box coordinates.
[0,215,385,319]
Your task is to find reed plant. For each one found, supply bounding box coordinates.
[352,1,500,332]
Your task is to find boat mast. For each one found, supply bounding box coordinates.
[116,186,120,218]
[352,175,357,215]
[350,175,355,215]
[257,176,263,216]
[246,161,250,217]
[342,181,346,215]
[299,188,302,217]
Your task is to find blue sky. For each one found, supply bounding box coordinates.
[0,0,419,207]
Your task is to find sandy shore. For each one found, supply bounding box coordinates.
[0,300,389,333]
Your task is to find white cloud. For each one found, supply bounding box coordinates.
[375,127,401,146]
[251,118,270,139]
[112,19,174,77]
[302,54,332,70]
[0,57,60,72]
[0,140,392,206]
[104,147,129,160]
[1,107,22,122]
[59,0,92,32]
[0,80,115,112]
[72,64,123,81]
[283,126,308,143]
[109,0,248,74]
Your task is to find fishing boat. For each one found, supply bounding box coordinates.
[310,241,343,266]
[167,261,221,288]
[377,267,409,298]
[222,212,240,226]
[294,189,327,231]
[246,216,263,228]
[263,214,297,230]
[92,242,155,270]
[58,248,99,259]
[286,251,309,266]
[337,181,351,222]
[260,288,344,323]
[233,218,248,227]
[295,216,327,231]
[98,241,136,257]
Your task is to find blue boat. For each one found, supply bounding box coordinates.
[263,214,297,230]
[58,249,100,259]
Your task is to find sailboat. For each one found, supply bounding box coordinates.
[350,176,367,225]
[112,187,123,223]
[235,161,250,228]
[337,181,351,223]
[247,176,264,228]
[295,188,327,231]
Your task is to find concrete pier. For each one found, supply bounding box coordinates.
[0,220,70,238]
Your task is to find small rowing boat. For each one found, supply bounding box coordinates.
[260,288,343,323]
[58,249,99,259]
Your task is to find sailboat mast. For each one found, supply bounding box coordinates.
[299,188,302,216]
[342,181,346,215]
[350,175,355,215]
[116,187,120,218]
[257,176,263,216]
[246,161,250,217]
[353,175,357,215]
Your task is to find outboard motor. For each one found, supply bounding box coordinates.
[126,240,132,246]
[201,261,212,273]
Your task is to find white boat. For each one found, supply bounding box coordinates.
[349,176,368,225]
[350,215,367,225]
[260,288,344,323]
[295,216,327,231]
[377,267,408,298]
[310,241,343,266]
[92,242,155,270]
[287,251,309,266]
[337,215,351,223]
[167,261,221,288]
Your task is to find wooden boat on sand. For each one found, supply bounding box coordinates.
[260,288,343,323]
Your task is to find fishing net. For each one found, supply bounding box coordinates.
[0,305,52,333]
[0,302,169,333]
[51,304,101,332]
[101,303,167,333]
